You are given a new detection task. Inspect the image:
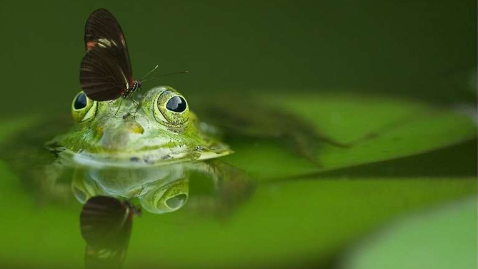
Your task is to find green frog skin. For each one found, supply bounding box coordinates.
[50,86,232,168]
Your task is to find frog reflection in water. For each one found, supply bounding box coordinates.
[44,86,255,269]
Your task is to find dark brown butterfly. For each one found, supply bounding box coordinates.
[80,196,140,269]
[80,9,141,101]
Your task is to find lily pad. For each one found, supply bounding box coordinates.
[341,197,476,269]
[222,93,476,180]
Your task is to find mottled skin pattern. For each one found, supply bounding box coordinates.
[50,86,231,166]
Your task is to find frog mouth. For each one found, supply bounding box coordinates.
[54,142,232,169]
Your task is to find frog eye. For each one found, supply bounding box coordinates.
[153,89,189,127]
[71,91,98,123]
[166,96,187,112]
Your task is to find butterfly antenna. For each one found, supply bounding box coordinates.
[140,65,159,81]
[141,70,189,83]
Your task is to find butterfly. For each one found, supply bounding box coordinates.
[80,196,141,268]
[79,9,141,102]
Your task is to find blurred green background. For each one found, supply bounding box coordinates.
[0,1,476,269]
[0,0,475,116]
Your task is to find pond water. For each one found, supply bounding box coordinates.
[0,1,476,269]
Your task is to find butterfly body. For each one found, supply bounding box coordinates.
[121,80,142,98]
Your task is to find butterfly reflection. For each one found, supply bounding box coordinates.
[74,161,254,269]
[80,196,140,269]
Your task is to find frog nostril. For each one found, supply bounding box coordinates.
[122,112,131,119]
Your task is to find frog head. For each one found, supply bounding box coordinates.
[52,86,231,166]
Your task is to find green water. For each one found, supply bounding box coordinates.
[0,1,476,269]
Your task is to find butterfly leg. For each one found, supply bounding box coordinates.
[114,99,124,116]
[131,93,141,119]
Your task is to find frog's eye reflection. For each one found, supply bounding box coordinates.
[74,93,87,109]
[166,96,187,113]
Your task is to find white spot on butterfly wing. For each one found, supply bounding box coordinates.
[97,38,118,47]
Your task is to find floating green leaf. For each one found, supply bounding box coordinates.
[222,93,476,180]
[342,197,476,269]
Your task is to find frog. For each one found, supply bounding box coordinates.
[49,86,232,167]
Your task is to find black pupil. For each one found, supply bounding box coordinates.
[74,93,87,109]
[166,96,187,112]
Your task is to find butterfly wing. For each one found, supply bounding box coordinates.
[80,9,134,101]
[80,47,127,101]
[80,196,134,269]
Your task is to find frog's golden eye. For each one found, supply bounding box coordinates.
[153,90,189,127]
[71,91,97,123]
